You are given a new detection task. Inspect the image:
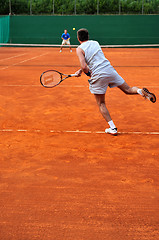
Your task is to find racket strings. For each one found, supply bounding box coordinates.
[41,71,61,87]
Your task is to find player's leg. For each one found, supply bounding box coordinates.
[60,40,65,52]
[94,94,118,135]
[69,44,72,52]
[60,44,63,52]
[94,94,111,122]
[118,82,139,94]
[118,82,156,102]
[67,40,72,52]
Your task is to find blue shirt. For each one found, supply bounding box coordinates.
[61,33,70,40]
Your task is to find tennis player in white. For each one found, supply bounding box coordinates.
[75,28,156,135]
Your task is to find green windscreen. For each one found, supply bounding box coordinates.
[0,16,10,44]
[9,15,159,45]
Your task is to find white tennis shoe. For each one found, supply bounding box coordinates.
[105,127,118,136]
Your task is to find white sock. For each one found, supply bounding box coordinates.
[108,120,116,129]
[137,89,144,96]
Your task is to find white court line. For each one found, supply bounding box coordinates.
[0,53,27,62]
[0,52,48,71]
[0,84,88,88]
[0,85,159,89]
[1,43,159,47]
[0,129,159,135]
[1,85,41,87]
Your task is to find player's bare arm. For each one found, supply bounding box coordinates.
[76,47,90,75]
[75,69,82,77]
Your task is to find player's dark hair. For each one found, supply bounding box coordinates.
[77,29,89,42]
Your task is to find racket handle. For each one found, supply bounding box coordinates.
[70,74,78,77]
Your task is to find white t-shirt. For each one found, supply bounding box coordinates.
[78,40,111,82]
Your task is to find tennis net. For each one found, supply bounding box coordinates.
[1,43,159,48]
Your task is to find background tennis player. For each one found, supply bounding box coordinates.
[60,29,72,52]
[75,28,156,136]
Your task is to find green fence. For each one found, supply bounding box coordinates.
[9,15,159,45]
[0,16,10,43]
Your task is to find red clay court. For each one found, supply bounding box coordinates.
[0,47,159,240]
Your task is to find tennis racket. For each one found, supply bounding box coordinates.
[40,70,77,88]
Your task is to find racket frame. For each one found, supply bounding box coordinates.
[40,70,77,88]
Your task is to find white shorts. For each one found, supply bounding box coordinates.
[89,66,125,94]
[62,39,70,45]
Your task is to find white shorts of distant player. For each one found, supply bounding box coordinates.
[62,39,70,45]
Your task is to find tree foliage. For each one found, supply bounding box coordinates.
[0,0,159,15]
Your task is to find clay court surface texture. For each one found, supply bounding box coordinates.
[0,47,159,240]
